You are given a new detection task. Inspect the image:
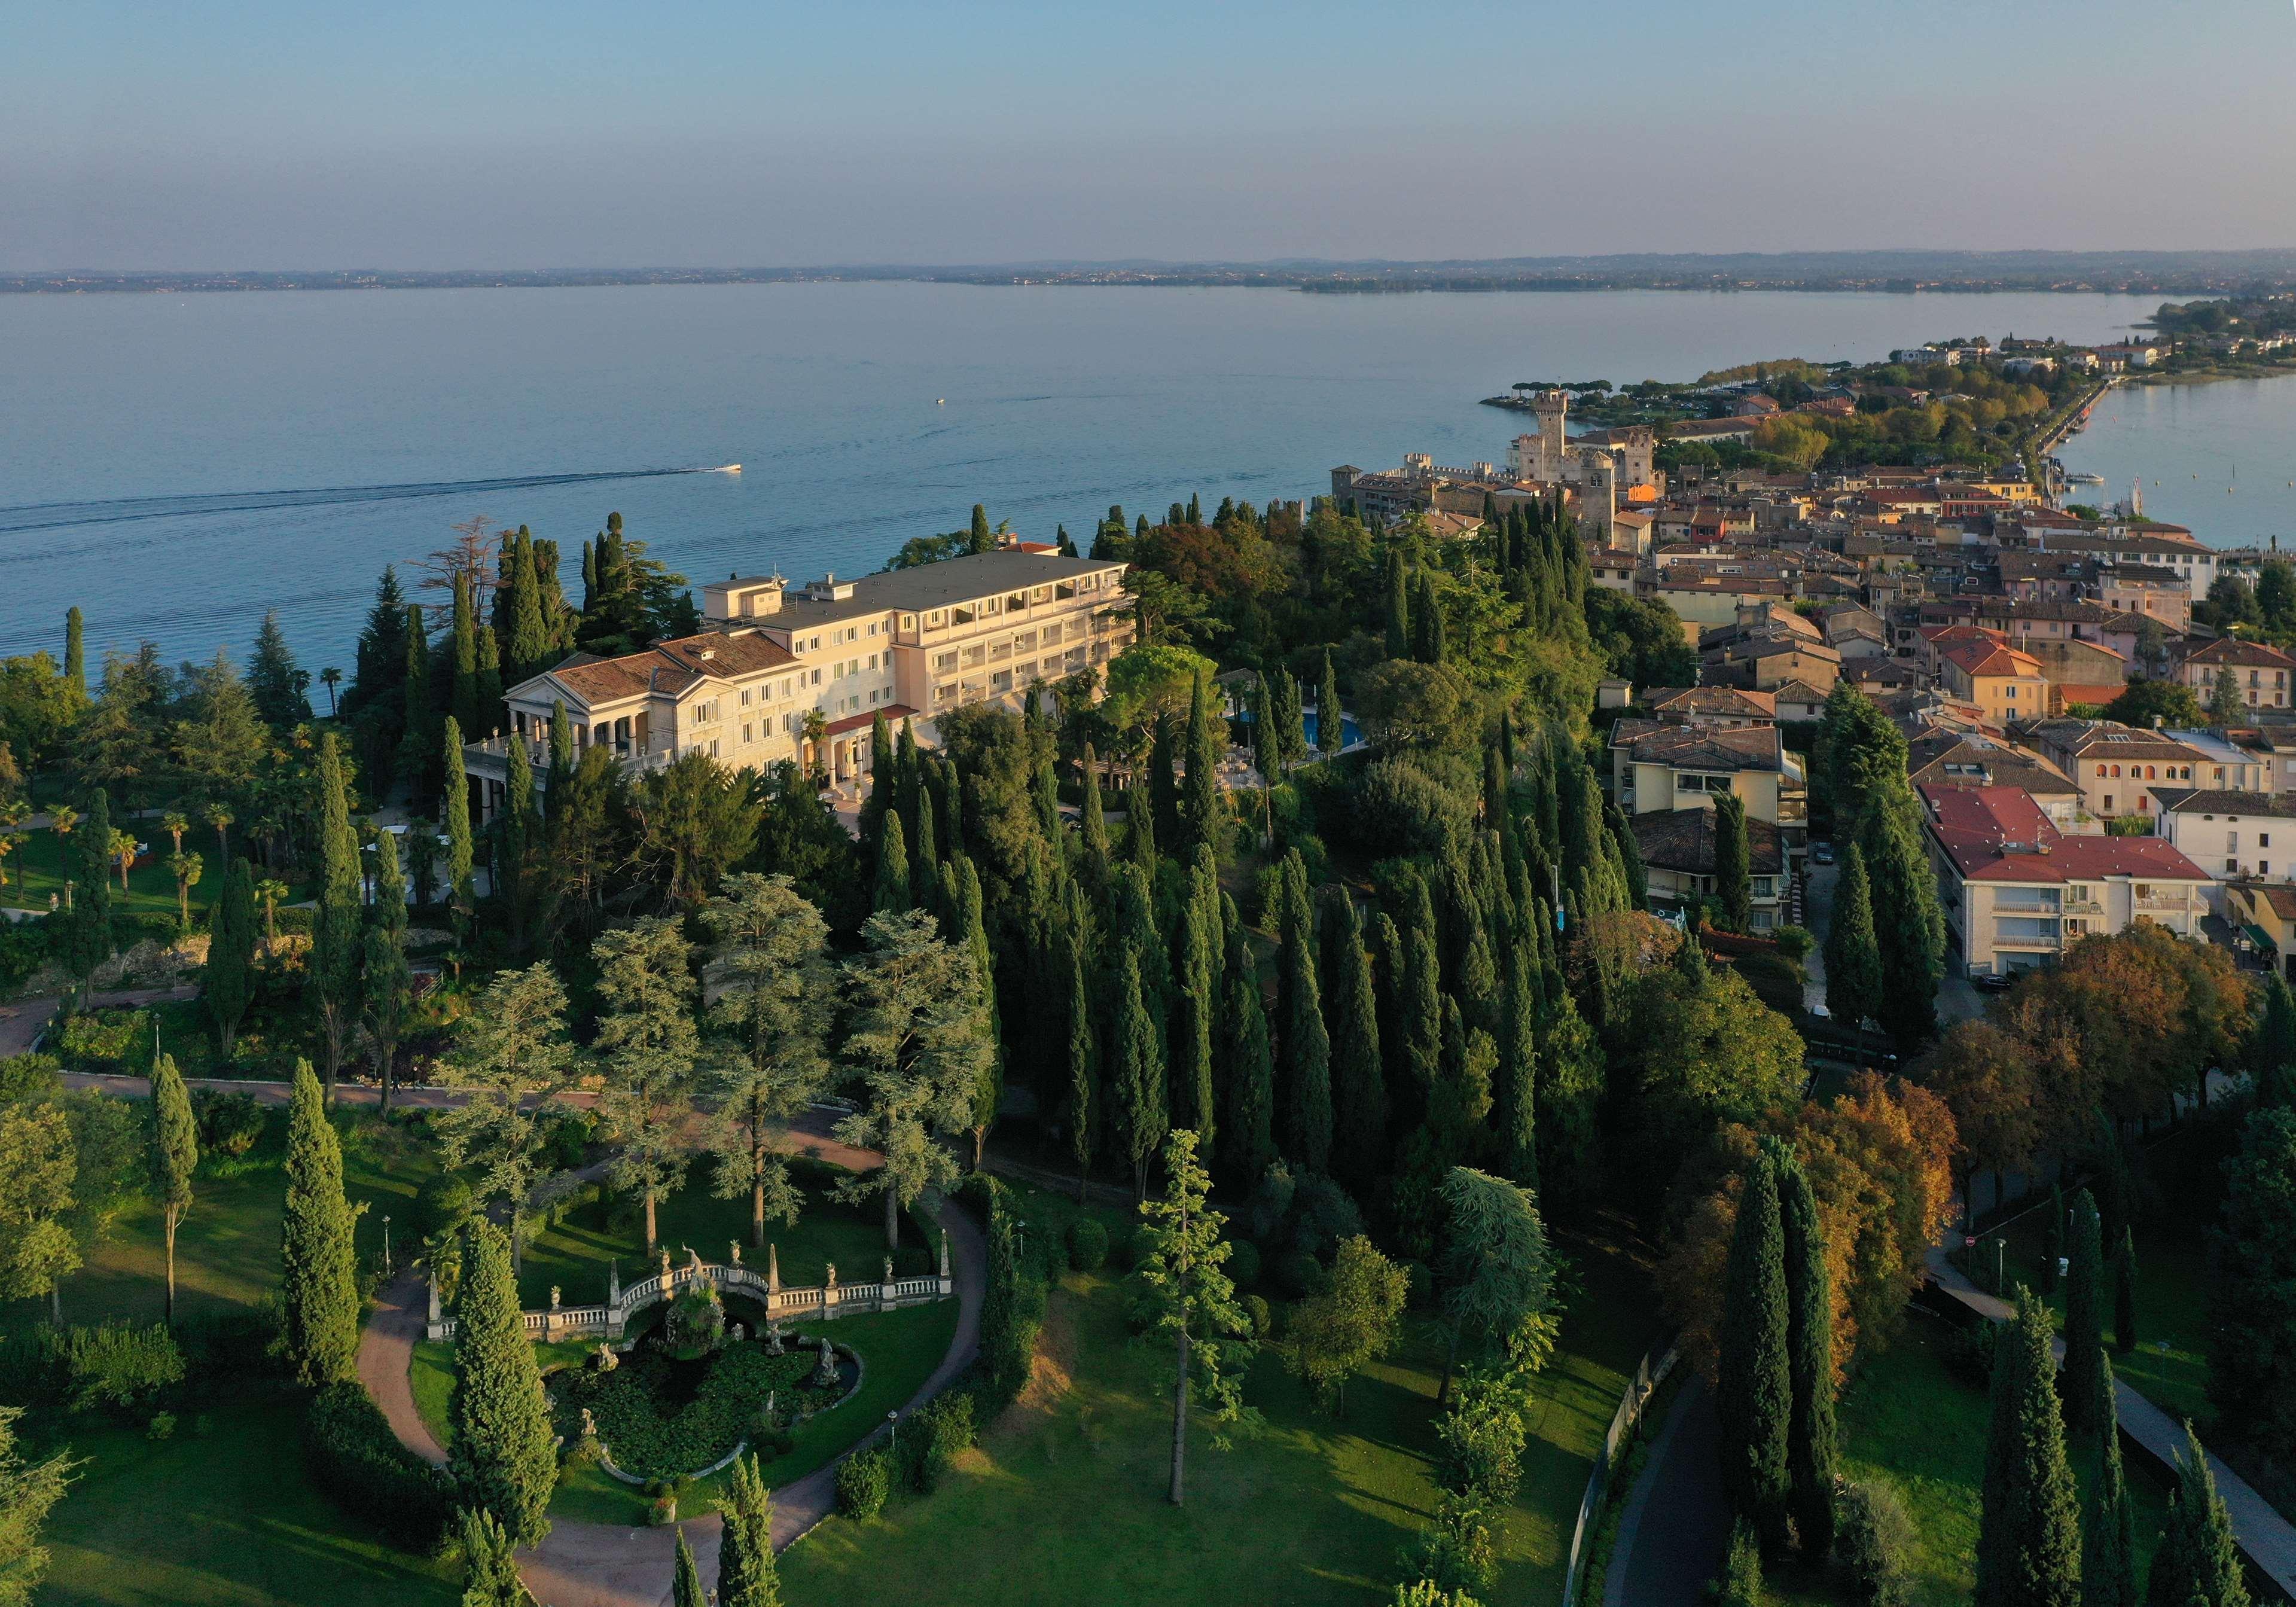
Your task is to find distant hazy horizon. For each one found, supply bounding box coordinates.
[7,1,2293,272]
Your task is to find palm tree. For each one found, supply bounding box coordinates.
[319,667,343,716]
[0,830,23,899]
[169,851,203,931]
[203,801,234,864]
[161,812,188,856]
[48,803,78,885]
[255,879,289,958]
[801,708,829,781]
[109,828,137,892]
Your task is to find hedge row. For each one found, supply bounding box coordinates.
[302,1382,459,1551]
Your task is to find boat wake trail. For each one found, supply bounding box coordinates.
[0,467,727,536]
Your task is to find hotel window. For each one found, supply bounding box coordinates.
[902,614,917,630]
[709,740,720,757]
[928,611,945,627]
[742,724,752,744]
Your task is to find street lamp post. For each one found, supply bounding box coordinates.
[383,1215,393,1277]
[886,1409,899,1457]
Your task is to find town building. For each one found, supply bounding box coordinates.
[1919,784,2210,978]
[2151,789,2296,895]
[1609,721,1805,831]
[2225,880,2296,980]
[1628,807,1790,931]
[2023,721,2212,821]
[1935,637,2048,726]
[2181,637,2296,712]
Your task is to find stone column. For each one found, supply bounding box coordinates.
[824,1263,838,1319]
[938,1230,952,1296]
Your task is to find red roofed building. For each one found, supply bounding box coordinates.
[1935,638,2048,726]
[1919,783,2209,977]
[2181,636,2296,712]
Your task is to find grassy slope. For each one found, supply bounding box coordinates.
[777,1225,1663,1607]
[1766,1316,2167,1607]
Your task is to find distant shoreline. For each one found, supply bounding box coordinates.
[8,252,2296,299]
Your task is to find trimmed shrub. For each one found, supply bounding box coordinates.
[303,1381,458,1550]
[414,1172,477,1240]
[1273,1250,1329,1300]
[899,1391,976,1494]
[1223,1239,1261,1289]
[1833,1480,1914,1606]
[1066,1218,1109,1272]
[65,1322,185,1416]
[836,1446,891,1519]
[191,1087,266,1157]
[54,1009,150,1072]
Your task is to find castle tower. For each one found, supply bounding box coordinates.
[1532,390,1570,481]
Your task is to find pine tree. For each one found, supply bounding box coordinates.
[1777,1149,1838,1559]
[280,1060,361,1383]
[2082,1356,2139,1607]
[716,1451,781,1607]
[1322,888,1387,1190]
[2146,1424,2251,1607]
[1824,841,1884,1032]
[1974,1298,2081,1607]
[307,732,364,1093]
[205,858,257,1056]
[346,566,410,718]
[2112,1227,2139,1356]
[2064,1190,2105,1436]
[148,1050,198,1324]
[449,1221,557,1545]
[1716,1145,1791,1547]
[1713,792,1752,932]
[1317,650,1343,762]
[672,1524,706,1607]
[249,609,310,731]
[875,809,911,913]
[1218,896,1276,1195]
[444,718,476,934]
[1113,944,1168,1200]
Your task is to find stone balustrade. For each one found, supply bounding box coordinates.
[426,1233,955,1343]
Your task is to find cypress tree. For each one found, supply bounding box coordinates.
[65,604,85,694]
[205,858,257,1056]
[1066,937,1096,1202]
[1824,841,1884,1032]
[506,530,550,681]
[2064,1190,2105,1437]
[1127,762,1159,870]
[875,809,911,913]
[1401,880,1443,1115]
[672,1524,706,1607]
[1606,800,1648,911]
[2112,1227,2138,1356]
[1149,714,1182,854]
[1170,864,1218,1163]
[1413,572,1447,663]
[280,1060,361,1383]
[1492,941,1538,1188]
[149,1050,198,1324]
[1080,742,1110,870]
[1974,1298,2081,1607]
[912,784,939,886]
[1317,650,1343,761]
[1716,1146,1791,1548]
[443,716,476,932]
[544,702,575,825]
[1218,895,1276,1194]
[1858,784,1945,1048]
[2207,1109,2296,1466]
[969,503,993,554]
[1278,862,1333,1172]
[449,1220,556,1544]
[717,1451,781,1607]
[2252,975,2296,1106]
[2146,1425,2250,1607]
[1321,887,1386,1191]
[1112,943,1167,1200]
[474,625,503,730]
[395,602,435,805]
[451,572,481,737]
[455,1505,526,1605]
[1777,1149,1838,1559]
[499,730,535,949]
[365,831,413,1109]
[1180,672,1221,859]
[955,856,1003,1168]
[2082,1356,2139,1607]
[307,731,364,1093]
[1713,792,1752,932]
[859,713,894,848]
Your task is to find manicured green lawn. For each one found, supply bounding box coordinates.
[2,1107,436,1335]
[513,1158,939,1312]
[1766,1316,2167,1607]
[33,1389,457,1607]
[0,824,222,919]
[777,1213,1664,1607]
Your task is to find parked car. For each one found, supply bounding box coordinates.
[1971,970,2017,993]
[1810,841,1835,865]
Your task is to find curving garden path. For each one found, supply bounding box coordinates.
[353,1108,986,1607]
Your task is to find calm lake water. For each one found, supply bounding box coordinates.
[2056,374,2296,552]
[0,283,2189,670]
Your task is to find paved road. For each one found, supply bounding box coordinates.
[1603,1377,1731,1607]
[0,986,199,1060]
[1927,1248,2296,1597]
[1801,859,1837,1013]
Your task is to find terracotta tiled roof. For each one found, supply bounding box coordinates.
[526,629,797,708]
[2149,788,2296,821]
[1625,724,1784,773]
[2187,638,2296,670]
[1940,640,2044,679]
[823,704,916,737]
[1920,785,2209,885]
[1629,806,1785,876]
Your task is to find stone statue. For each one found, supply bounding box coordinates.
[813,1335,837,1386]
[550,1285,562,1310]
[593,1343,618,1372]
[883,1256,894,1288]
[686,1245,703,1273]
[825,1262,837,1290]
[765,1320,786,1354]
[731,1322,746,1343]
[658,1248,673,1285]
[579,1406,597,1440]
[729,1242,743,1267]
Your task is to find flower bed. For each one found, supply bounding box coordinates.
[548,1337,851,1480]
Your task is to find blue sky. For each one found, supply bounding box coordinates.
[5,0,2293,268]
